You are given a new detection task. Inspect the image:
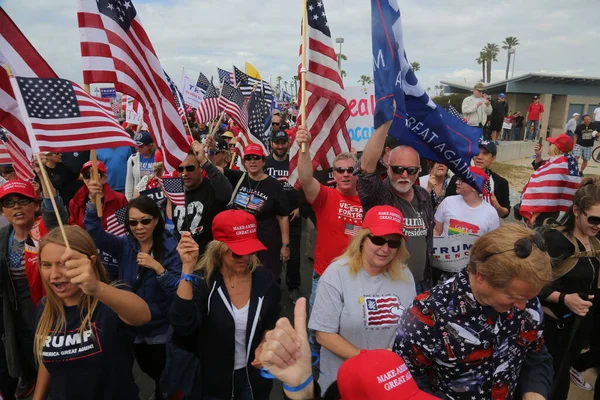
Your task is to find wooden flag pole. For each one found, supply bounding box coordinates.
[209,112,225,138]
[36,154,71,248]
[300,0,308,153]
[83,84,103,218]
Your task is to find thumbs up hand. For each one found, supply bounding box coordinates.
[260,298,313,396]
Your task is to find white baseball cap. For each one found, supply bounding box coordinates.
[573,113,581,117]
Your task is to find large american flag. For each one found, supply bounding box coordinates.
[12,77,136,153]
[519,154,582,222]
[77,0,190,173]
[365,296,401,327]
[218,68,234,85]
[195,80,220,124]
[219,82,247,132]
[158,176,185,206]
[288,0,351,188]
[106,205,128,236]
[0,8,44,181]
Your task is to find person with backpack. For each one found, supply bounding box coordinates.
[539,177,600,400]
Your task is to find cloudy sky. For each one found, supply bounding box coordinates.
[2,0,598,95]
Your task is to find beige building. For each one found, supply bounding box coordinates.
[441,73,600,138]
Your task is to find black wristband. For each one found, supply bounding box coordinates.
[559,293,566,305]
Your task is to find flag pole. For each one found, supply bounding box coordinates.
[83,84,103,218]
[300,0,308,153]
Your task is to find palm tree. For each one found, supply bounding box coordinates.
[358,75,373,86]
[475,52,486,83]
[292,76,299,94]
[337,53,347,69]
[410,61,421,72]
[283,81,289,92]
[427,87,431,94]
[502,36,520,79]
[482,43,500,83]
[276,76,282,90]
[340,70,347,79]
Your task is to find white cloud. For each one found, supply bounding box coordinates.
[2,0,599,95]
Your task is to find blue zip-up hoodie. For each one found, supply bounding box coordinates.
[84,203,182,339]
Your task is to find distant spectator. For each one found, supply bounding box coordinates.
[461,82,492,137]
[513,111,525,140]
[96,146,135,194]
[490,93,508,144]
[564,113,580,140]
[573,114,597,175]
[125,131,156,200]
[41,152,79,206]
[525,96,545,141]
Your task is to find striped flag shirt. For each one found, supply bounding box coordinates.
[78,0,190,173]
[0,8,46,181]
[195,81,220,124]
[519,154,582,221]
[11,76,136,153]
[158,176,185,206]
[106,206,128,237]
[288,0,351,188]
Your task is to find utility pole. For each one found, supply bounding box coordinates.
[336,37,344,70]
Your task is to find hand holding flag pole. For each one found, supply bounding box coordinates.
[83,84,103,218]
[300,0,308,153]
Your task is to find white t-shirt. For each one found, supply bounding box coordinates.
[232,301,249,370]
[594,107,600,122]
[434,194,500,236]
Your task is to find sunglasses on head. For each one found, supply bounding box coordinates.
[127,218,154,227]
[390,166,419,175]
[367,234,402,249]
[177,165,197,173]
[489,233,547,260]
[244,155,262,161]
[82,171,105,180]
[1,198,33,209]
[334,166,354,174]
[582,210,600,226]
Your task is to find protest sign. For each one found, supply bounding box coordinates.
[125,96,143,125]
[99,87,116,98]
[432,234,478,273]
[345,85,375,152]
[140,187,166,209]
[181,75,203,109]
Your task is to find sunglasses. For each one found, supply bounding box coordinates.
[244,155,262,161]
[228,144,236,149]
[82,172,105,180]
[367,234,402,249]
[489,233,547,259]
[334,167,355,174]
[390,166,419,175]
[582,210,600,226]
[177,165,197,173]
[127,218,154,227]
[272,122,281,126]
[1,198,33,208]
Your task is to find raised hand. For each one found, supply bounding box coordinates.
[63,248,100,296]
[177,232,199,272]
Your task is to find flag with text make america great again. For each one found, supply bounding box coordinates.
[370,0,484,191]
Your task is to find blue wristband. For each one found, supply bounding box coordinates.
[180,273,198,283]
[283,374,313,392]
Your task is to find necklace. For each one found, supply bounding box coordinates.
[225,274,250,289]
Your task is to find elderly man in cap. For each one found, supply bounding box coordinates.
[446,140,511,219]
[564,113,580,140]
[525,96,545,141]
[462,83,492,138]
[125,131,156,200]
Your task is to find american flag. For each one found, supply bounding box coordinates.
[0,8,44,181]
[233,66,274,101]
[288,0,351,188]
[519,154,582,222]
[165,72,186,120]
[344,223,361,236]
[365,296,401,326]
[448,104,467,123]
[195,80,220,124]
[218,68,234,85]
[196,72,211,94]
[246,90,271,152]
[158,176,185,206]
[106,206,128,237]
[11,77,136,153]
[78,0,190,173]
[219,82,247,132]
[0,132,11,165]
[110,99,121,116]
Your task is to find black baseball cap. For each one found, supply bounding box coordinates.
[215,139,228,151]
[479,140,497,156]
[271,131,289,142]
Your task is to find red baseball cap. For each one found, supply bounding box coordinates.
[362,206,406,239]
[338,350,439,400]
[547,133,574,153]
[80,160,107,174]
[0,179,37,201]
[212,210,266,255]
[244,144,265,157]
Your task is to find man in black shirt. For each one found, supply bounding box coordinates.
[173,142,233,255]
[42,152,80,207]
[573,114,597,175]
[264,130,303,303]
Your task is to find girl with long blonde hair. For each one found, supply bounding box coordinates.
[31,226,150,400]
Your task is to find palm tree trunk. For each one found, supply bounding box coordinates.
[505,53,511,80]
[482,61,486,82]
[486,60,492,83]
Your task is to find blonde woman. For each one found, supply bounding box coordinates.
[308,205,416,392]
[171,209,281,400]
[32,226,150,400]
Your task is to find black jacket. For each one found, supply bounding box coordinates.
[446,170,511,218]
[170,267,281,399]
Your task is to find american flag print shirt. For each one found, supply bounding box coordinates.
[393,270,546,400]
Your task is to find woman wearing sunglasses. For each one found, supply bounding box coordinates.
[225,144,289,282]
[171,210,280,400]
[308,205,416,392]
[539,177,600,400]
[68,161,128,230]
[85,195,182,400]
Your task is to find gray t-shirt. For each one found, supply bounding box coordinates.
[396,195,429,282]
[308,257,416,392]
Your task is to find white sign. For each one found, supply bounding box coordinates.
[345,85,375,152]
[181,75,203,109]
[432,234,479,273]
[125,97,143,125]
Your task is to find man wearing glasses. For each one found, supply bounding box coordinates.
[359,121,434,293]
[172,143,232,254]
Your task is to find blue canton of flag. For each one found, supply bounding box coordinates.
[371,0,483,191]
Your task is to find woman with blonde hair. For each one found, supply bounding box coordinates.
[170,209,280,400]
[31,226,150,400]
[308,205,416,392]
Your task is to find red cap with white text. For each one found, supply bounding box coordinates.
[0,179,37,200]
[338,350,439,400]
[362,205,407,240]
[212,210,266,255]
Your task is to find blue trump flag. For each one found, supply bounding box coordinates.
[371,0,483,190]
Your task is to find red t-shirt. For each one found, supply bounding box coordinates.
[310,185,363,276]
[527,103,545,121]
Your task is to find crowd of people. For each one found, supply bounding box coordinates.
[0,96,599,400]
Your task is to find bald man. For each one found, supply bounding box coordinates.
[359,121,434,291]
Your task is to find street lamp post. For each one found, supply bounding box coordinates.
[335,37,344,70]
[508,48,516,78]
